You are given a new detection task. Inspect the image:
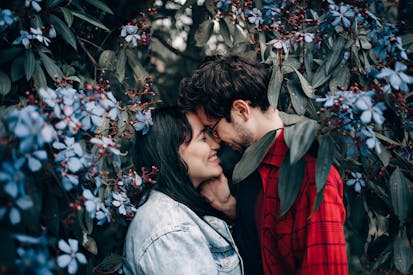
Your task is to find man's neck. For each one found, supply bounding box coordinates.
[253,108,284,143]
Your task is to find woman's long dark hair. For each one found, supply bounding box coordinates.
[134,106,222,218]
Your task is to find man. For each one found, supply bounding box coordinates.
[179,53,348,275]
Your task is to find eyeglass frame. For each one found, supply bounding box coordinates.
[203,118,222,139]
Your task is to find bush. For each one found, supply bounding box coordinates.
[0,0,412,274]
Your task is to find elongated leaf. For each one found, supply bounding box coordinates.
[393,228,413,273]
[46,0,65,8]
[24,50,36,81]
[99,50,116,69]
[39,52,63,81]
[126,49,148,80]
[11,56,25,82]
[33,61,47,89]
[219,19,232,47]
[94,254,124,274]
[0,72,11,96]
[279,112,303,126]
[312,63,332,89]
[304,44,313,79]
[287,81,307,115]
[0,48,24,65]
[278,155,306,216]
[85,0,114,14]
[60,7,74,27]
[312,135,335,213]
[195,20,214,47]
[267,64,282,108]
[284,118,318,164]
[329,64,350,92]
[116,48,126,82]
[325,37,345,74]
[232,130,277,184]
[72,11,110,32]
[49,14,77,50]
[389,169,412,223]
[286,64,315,98]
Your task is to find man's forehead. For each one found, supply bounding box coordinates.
[195,108,215,126]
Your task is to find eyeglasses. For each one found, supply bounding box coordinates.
[204,118,221,139]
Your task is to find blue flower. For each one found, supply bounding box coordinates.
[13,30,32,49]
[112,191,136,216]
[96,206,111,225]
[0,195,33,224]
[360,127,382,155]
[82,189,103,218]
[0,9,14,26]
[355,95,386,125]
[99,92,120,120]
[120,25,140,47]
[53,137,84,173]
[25,0,42,12]
[246,8,263,28]
[16,247,53,275]
[57,239,87,274]
[27,150,48,172]
[48,26,56,38]
[330,4,355,28]
[0,158,26,198]
[216,0,231,11]
[133,110,153,135]
[80,102,105,131]
[5,106,50,154]
[375,62,413,92]
[30,27,51,46]
[346,172,366,192]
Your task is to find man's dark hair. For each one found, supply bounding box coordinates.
[179,53,271,121]
[134,106,221,218]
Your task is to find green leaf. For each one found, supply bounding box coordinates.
[126,49,148,80]
[83,234,98,255]
[267,64,282,108]
[312,63,332,89]
[0,48,24,65]
[116,48,126,82]
[60,7,74,27]
[49,14,77,50]
[99,50,116,69]
[389,169,412,223]
[195,20,214,47]
[278,155,306,216]
[39,52,63,81]
[286,81,307,116]
[219,19,232,47]
[0,72,11,96]
[46,0,65,8]
[304,44,313,79]
[325,37,346,75]
[286,64,315,98]
[279,111,303,126]
[85,0,114,14]
[284,118,318,164]
[232,130,277,184]
[313,135,335,213]
[33,61,47,89]
[393,228,413,273]
[72,11,110,32]
[24,50,36,81]
[10,56,25,82]
[329,64,350,92]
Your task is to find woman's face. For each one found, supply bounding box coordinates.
[179,112,222,188]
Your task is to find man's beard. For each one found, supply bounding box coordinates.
[233,120,254,152]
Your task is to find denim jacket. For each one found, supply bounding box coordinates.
[123,191,243,275]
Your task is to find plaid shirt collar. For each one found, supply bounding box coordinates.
[260,129,288,168]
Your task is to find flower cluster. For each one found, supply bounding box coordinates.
[120,10,154,47]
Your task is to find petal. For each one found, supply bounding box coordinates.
[67,158,83,173]
[16,196,34,210]
[67,256,78,274]
[10,207,21,224]
[360,110,372,124]
[76,253,87,264]
[5,182,18,198]
[395,61,407,72]
[57,254,71,268]
[28,156,42,172]
[68,238,78,252]
[58,239,72,253]
[389,74,401,90]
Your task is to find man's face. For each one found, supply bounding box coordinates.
[195,107,253,152]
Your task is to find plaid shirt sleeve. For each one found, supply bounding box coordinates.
[293,159,348,275]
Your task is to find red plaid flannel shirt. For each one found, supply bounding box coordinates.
[256,130,348,275]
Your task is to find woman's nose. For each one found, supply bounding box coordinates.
[206,134,221,149]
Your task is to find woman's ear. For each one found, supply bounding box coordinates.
[232,100,250,121]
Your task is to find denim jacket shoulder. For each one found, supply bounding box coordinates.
[124,191,243,275]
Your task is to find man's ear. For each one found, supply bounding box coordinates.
[232,100,250,121]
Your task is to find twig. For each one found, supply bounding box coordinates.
[152,34,202,62]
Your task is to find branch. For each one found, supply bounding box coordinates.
[152,34,202,62]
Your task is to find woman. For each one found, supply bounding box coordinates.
[123,106,242,275]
